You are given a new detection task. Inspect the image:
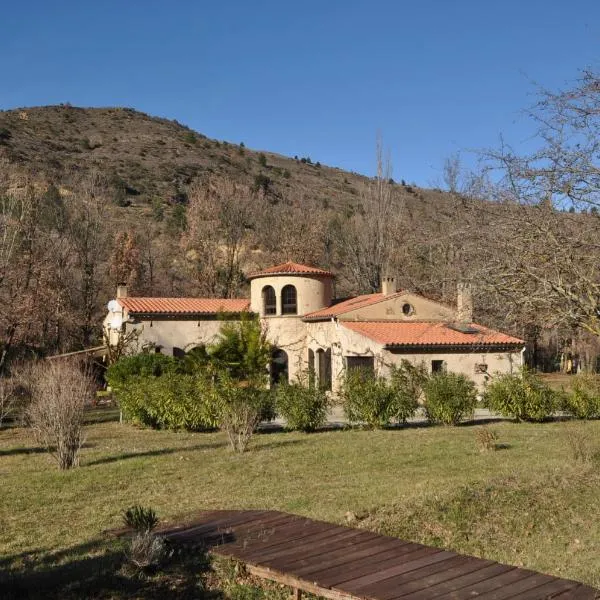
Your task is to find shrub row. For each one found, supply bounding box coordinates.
[483,370,600,422]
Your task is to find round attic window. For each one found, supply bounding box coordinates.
[402,303,414,316]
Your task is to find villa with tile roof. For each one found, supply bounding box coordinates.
[104,261,525,392]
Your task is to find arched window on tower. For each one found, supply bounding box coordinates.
[262,285,276,315]
[281,285,297,315]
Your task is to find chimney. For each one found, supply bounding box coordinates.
[457,283,473,323]
[381,275,396,296]
[116,283,128,299]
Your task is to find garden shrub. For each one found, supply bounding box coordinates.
[563,373,600,419]
[123,505,159,533]
[106,353,181,390]
[483,370,557,422]
[276,379,329,432]
[423,372,477,425]
[341,368,418,428]
[389,360,428,422]
[116,372,220,431]
[215,375,275,452]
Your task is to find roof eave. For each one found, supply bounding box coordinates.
[383,342,526,352]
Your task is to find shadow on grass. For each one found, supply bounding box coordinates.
[0,538,220,600]
[85,441,228,466]
[0,446,47,457]
[0,441,96,457]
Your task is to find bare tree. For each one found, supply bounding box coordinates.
[25,360,95,469]
[183,177,255,298]
[474,70,600,339]
[334,138,404,293]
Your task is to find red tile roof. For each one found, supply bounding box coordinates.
[118,298,250,315]
[248,261,334,279]
[342,321,524,347]
[303,292,405,320]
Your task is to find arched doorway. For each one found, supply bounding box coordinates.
[270,348,289,385]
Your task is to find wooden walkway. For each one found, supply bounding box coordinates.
[161,510,598,600]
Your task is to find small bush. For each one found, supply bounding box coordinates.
[25,360,95,469]
[389,360,428,423]
[564,374,600,419]
[483,370,557,422]
[257,153,267,167]
[423,372,477,425]
[564,425,596,463]
[475,427,499,452]
[276,379,329,432]
[341,368,418,429]
[127,532,167,571]
[216,377,274,452]
[123,505,159,532]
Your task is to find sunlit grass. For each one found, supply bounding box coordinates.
[1,416,599,590]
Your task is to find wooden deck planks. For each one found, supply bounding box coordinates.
[161,510,598,600]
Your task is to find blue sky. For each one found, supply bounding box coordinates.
[1,1,599,185]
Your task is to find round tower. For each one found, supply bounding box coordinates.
[248,261,334,317]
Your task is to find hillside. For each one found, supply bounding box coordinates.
[0,104,430,210]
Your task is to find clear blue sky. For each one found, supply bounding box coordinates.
[1,1,599,185]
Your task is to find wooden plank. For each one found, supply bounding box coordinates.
[471,573,559,600]
[507,579,580,600]
[245,563,356,600]
[165,510,274,541]
[551,585,599,600]
[367,556,481,600]
[218,515,334,554]
[317,543,424,588]
[343,550,456,594]
[432,566,535,600]
[243,527,370,563]
[389,562,514,600]
[285,535,407,577]
[262,530,383,571]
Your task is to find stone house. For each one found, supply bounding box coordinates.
[104,261,525,392]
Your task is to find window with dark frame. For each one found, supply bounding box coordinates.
[431,360,446,373]
[281,285,298,315]
[262,285,276,315]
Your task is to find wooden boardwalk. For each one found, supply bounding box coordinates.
[161,510,598,600]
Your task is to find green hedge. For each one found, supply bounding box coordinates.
[106,353,182,390]
[423,372,477,425]
[276,382,329,432]
[483,370,557,422]
[341,368,419,429]
[116,373,221,431]
[563,374,600,419]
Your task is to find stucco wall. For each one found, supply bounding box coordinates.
[130,319,223,355]
[380,349,524,391]
[262,316,308,382]
[250,275,333,316]
[339,293,456,322]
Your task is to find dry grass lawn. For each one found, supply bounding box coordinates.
[1,408,600,596]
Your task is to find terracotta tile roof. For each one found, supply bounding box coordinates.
[303,292,405,320]
[248,261,334,279]
[118,298,250,315]
[341,321,524,347]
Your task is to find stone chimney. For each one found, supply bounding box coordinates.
[381,275,396,296]
[457,283,473,323]
[116,283,128,299]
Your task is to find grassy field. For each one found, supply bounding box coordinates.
[1,409,600,596]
